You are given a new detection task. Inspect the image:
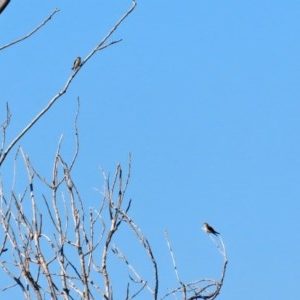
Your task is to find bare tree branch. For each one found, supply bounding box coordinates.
[163,231,228,300]
[0,125,228,299]
[0,102,11,158]
[0,0,137,167]
[0,1,228,299]
[82,0,137,67]
[0,9,60,51]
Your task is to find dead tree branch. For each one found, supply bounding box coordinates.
[163,232,228,300]
[0,102,11,158]
[0,9,60,51]
[0,0,137,167]
[0,123,227,299]
[0,138,155,299]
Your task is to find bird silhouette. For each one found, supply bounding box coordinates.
[203,222,220,235]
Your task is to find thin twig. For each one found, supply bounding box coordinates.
[164,230,187,299]
[0,9,60,51]
[0,102,11,157]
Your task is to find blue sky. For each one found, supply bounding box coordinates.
[1,0,300,299]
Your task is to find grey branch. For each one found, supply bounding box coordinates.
[0,0,137,167]
[162,231,228,300]
[0,9,60,51]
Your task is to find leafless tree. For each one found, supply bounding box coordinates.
[0,137,227,299]
[0,1,228,299]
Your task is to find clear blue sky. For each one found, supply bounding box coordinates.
[1,0,300,299]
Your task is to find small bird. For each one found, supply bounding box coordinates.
[203,222,220,235]
[72,56,81,71]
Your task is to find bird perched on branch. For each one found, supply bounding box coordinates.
[203,222,220,235]
[72,56,81,71]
